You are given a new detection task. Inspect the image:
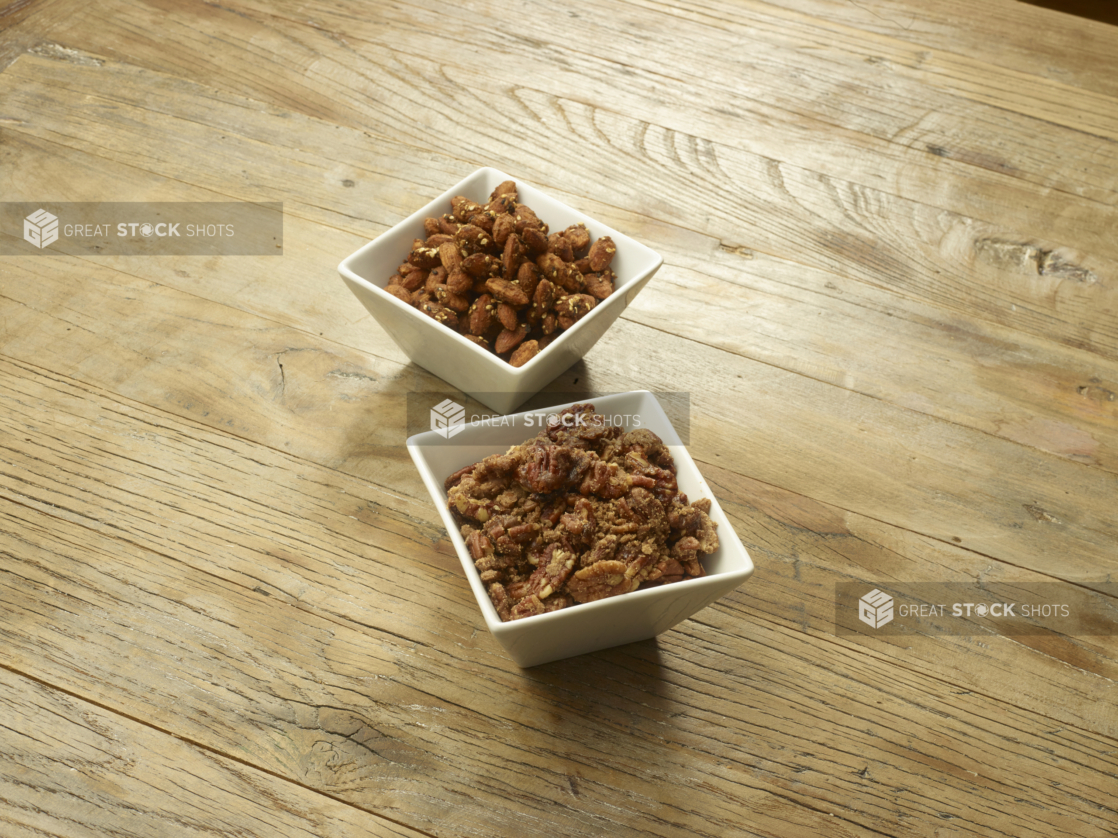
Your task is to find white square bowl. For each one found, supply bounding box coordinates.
[338,167,663,415]
[407,391,754,667]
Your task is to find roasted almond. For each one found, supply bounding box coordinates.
[462,253,501,278]
[486,276,530,306]
[447,268,473,295]
[385,284,412,304]
[468,293,495,335]
[588,235,617,271]
[407,246,441,268]
[439,241,462,272]
[517,261,541,298]
[491,180,518,201]
[494,323,529,354]
[509,339,540,368]
[492,213,516,247]
[451,195,482,222]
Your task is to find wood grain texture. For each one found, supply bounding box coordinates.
[2,58,1117,479]
[0,670,426,838]
[15,2,1118,358]
[3,252,1117,590]
[0,358,1115,838]
[748,0,1118,100]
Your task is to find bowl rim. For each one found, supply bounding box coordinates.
[407,389,755,636]
[337,166,664,379]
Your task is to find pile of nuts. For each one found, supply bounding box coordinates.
[446,404,718,621]
[385,181,617,367]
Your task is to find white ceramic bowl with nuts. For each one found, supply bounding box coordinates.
[407,390,755,667]
[338,167,663,415]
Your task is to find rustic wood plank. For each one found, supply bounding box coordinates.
[150,0,1118,202]
[0,0,73,72]
[0,358,1115,837]
[13,14,1118,273]
[614,0,1118,138]
[0,327,1115,741]
[747,0,1118,101]
[3,59,1118,479]
[6,36,1117,364]
[2,246,1116,587]
[0,669,428,838]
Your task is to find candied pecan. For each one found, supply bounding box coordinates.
[446,464,477,492]
[580,460,632,499]
[466,529,494,560]
[488,582,513,621]
[517,443,590,493]
[669,502,719,554]
[509,339,539,368]
[567,560,637,603]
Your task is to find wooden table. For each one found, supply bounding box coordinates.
[2,0,1116,835]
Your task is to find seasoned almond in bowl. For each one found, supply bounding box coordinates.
[338,168,663,415]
